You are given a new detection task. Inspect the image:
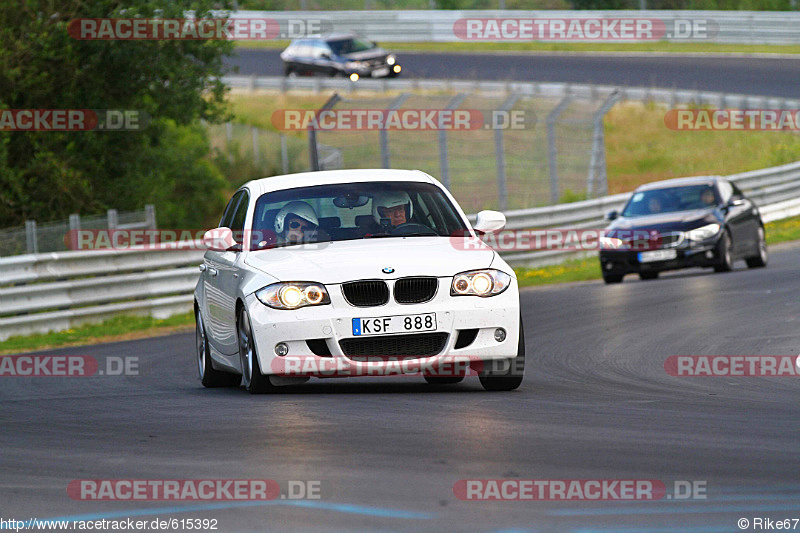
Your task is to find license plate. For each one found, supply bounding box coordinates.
[638,249,677,263]
[352,313,436,336]
[372,67,390,77]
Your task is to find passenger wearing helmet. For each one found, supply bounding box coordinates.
[372,191,412,229]
[274,201,319,244]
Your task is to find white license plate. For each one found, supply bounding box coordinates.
[352,313,436,336]
[638,249,677,263]
[372,67,390,77]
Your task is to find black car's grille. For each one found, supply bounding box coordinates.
[659,232,685,248]
[340,332,448,360]
[394,277,438,304]
[342,280,389,307]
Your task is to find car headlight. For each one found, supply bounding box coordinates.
[450,269,511,297]
[599,236,624,250]
[686,223,721,242]
[345,61,364,70]
[255,282,330,310]
[386,55,396,65]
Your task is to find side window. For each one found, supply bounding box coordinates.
[717,181,733,203]
[220,190,245,229]
[312,42,331,58]
[731,182,744,198]
[230,191,250,243]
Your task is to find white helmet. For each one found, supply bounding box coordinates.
[274,201,319,233]
[372,191,412,224]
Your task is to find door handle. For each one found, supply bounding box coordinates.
[208,268,218,277]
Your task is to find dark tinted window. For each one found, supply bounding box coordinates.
[622,184,719,217]
[229,190,250,243]
[327,37,375,56]
[220,190,246,228]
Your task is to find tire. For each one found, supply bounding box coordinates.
[479,317,525,392]
[713,231,734,272]
[424,376,464,385]
[602,272,624,284]
[639,271,659,280]
[196,306,240,388]
[237,307,275,394]
[746,226,768,268]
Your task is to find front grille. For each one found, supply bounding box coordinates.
[394,277,438,304]
[658,232,685,249]
[340,332,449,360]
[342,280,389,307]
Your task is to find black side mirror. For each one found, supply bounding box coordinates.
[728,196,745,207]
[605,210,619,221]
[320,52,331,60]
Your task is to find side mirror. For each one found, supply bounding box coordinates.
[728,197,745,207]
[320,52,331,60]
[203,227,235,252]
[605,210,619,221]
[474,210,506,233]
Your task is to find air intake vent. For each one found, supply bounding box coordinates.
[342,280,390,307]
[340,332,449,360]
[394,277,438,304]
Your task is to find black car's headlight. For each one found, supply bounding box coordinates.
[450,269,511,297]
[255,282,330,310]
[686,223,721,242]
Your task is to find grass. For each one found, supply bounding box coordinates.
[0,313,194,356]
[235,40,800,55]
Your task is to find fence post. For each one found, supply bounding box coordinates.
[587,91,620,199]
[495,94,522,212]
[380,93,410,169]
[25,220,38,254]
[280,134,289,174]
[546,95,573,205]
[251,127,259,164]
[68,214,81,251]
[145,204,157,230]
[438,93,467,191]
[308,93,341,171]
[107,209,118,230]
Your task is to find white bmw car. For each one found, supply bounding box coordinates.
[193,169,524,393]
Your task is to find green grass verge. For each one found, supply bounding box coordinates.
[235,40,800,55]
[0,312,194,356]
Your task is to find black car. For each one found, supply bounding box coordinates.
[599,177,767,284]
[280,34,401,81]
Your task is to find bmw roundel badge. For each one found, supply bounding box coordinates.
[382,267,395,274]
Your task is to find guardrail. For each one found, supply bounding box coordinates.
[233,10,800,45]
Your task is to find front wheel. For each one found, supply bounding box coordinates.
[713,231,733,272]
[746,226,768,268]
[238,307,275,394]
[479,318,525,392]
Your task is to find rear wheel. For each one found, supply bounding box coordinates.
[196,306,240,388]
[746,226,768,268]
[479,318,525,392]
[238,307,276,394]
[639,271,659,280]
[713,231,733,272]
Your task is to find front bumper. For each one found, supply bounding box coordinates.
[599,237,721,275]
[245,276,519,377]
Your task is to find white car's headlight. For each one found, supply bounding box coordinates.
[255,282,330,310]
[386,55,396,65]
[599,236,624,250]
[686,223,721,242]
[451,269,511,297]
[345,61,364,69]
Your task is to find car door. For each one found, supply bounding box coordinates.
[719,180,752,257]
[312,41,336,76]
[731,181,761,255]
[204,189,248,355]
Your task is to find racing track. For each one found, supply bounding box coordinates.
[3,244,800,531]
[227,49,800,98]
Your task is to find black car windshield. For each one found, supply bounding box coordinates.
[327,37,376,56]
[250,181,468,249]
[621,184,719,217]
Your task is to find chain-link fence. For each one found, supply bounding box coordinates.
[309,89,618,212]
[0,206,156,257]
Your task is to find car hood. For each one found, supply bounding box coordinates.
[608,208,721,232]
[340,48,389,61]
[244,237,496,284]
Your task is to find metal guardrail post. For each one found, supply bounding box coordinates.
[547,95,573,205]
[107,209,118,230]
[587,91,620,199]
[308,93,341,171]
[495,94,522,212]
[25,220,38,254]
[380,93,410,169]
[438,93,467,191]
[145,204,157,229]
[68,214,81,251]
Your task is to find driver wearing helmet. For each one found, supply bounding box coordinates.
[274,201,319,244]
[371,191,412,230]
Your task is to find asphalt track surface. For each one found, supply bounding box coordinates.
[227,49,800,98]
[3,244,800,531]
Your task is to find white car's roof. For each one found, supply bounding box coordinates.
[242,169,436,197]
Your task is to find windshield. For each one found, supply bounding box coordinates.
[250,181,467,249]
[327,37,376,56]
[621,184,719,217]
